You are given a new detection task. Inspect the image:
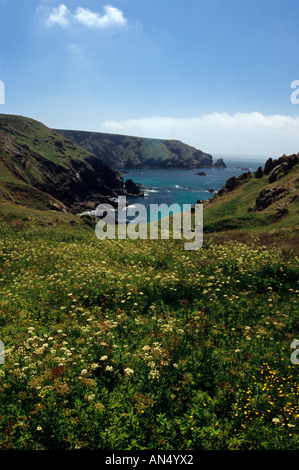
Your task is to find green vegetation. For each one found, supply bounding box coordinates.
[54,128,214,169]
[0,201,298,450]
[0,114,125,213]
[0,116,298,450]
[202,161,299,237]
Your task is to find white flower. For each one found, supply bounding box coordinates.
[124,367,134,376]
[100,355,108,361]
[148,369,160,380]
[272,418,280,424]
[106,365,113,372]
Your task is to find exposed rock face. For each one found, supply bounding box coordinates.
[238,171,251,180]
[276,194,297,215]
[124,179,144,196]
[254,166,263,179]
[214,171,251,198]
[264,154,298,182]
[39,154,126,211]
[247,186,288,212]
[213,158,227,169]
[195,171,206,176]
[223,176,239,191]
[0,114,143,214]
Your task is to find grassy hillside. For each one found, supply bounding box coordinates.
[0,124,298,450]
[200,154,299,244]
[0,114,129,213]
[54,129,218,170]
[0,202,298,450]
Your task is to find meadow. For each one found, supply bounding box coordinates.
[0,210,298,450]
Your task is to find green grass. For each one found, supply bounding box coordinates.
[0,203,298,450]
[201,165,299,235]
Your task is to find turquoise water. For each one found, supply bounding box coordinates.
[123,157,267,222]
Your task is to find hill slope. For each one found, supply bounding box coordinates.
[54,129,224,170]
[200,153,299,237]
[0,114,139,213]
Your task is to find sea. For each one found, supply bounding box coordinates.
[122,155,269,222]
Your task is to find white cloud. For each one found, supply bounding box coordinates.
[44,3,127,29]
[75,5,127,29]
[101,112,299,156]
[46,4,70,27]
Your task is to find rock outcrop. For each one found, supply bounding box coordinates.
[213,158,227,169]
[264,154,298,182]
[210,171,251,200]
[247,186,288,212]
[124,179,144,196]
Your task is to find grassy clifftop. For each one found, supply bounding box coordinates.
[54,128,218,170]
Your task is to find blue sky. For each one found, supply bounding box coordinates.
[1,0,299,156]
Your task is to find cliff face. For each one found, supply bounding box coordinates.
[54,129,217,169]
[0,114,139,213]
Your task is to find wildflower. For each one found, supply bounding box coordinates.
[124,367,134,376]
[272,418,280,424]
[106,365,113,372]
[100,355,108,361]
[149,369,160,380]
[36,426,42,431]
[91,363,99,370]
